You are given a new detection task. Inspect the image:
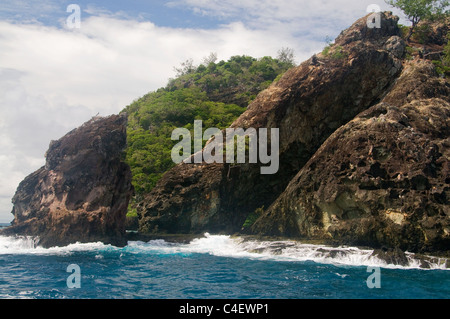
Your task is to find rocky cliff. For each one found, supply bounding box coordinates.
[138,13,403,231]
[252,60,450,254]
[137,12,449,255]
[1,114,134,248]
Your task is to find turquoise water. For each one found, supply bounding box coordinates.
[0,233,448,299]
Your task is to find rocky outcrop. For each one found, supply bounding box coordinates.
[251,60,450,254]
[137,12,449,256]
[1,114,133,248]
[138,12,407,235]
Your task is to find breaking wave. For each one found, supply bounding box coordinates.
[0,233,448,270]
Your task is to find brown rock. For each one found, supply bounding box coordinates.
[371,247,409,266]
[138,12,406,235]
[1,114,134,248]
[251,61,450,254]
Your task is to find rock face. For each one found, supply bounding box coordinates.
[138,12,407,234]
[252,61,450,254]
[1,114,133,248]
[138,12,449,255]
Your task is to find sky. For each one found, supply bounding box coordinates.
[0,0,407,223]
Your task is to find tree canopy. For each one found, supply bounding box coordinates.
[167,53,296,107]
[386,0,449,41]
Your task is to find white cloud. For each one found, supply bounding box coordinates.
[169,0,409,36]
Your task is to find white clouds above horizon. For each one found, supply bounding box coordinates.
[169,0,407,28]
[0,0,406,222]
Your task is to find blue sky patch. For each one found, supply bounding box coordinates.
[0,0,223,29]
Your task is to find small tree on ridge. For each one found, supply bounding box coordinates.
[385,0,449,41]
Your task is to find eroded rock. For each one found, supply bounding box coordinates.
[1,114,134,248]
[138,12,407,235]
[251,61,450,254]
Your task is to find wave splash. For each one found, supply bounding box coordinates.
[0,235,114,255]
[0,233,448,270]
[137,234,448,270]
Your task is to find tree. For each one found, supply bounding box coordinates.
[277,47,296,67]
[202,52,218,66]
[174,58,196,76]
[385,0,449,41]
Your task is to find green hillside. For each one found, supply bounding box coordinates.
[122,54,295,207]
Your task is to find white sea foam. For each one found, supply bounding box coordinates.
[0,233,448,270]
[126,233,449,270]
[0,235,115,255]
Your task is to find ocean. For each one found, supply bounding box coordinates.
[0,228,449,300]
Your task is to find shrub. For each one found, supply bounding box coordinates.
[322,45,348,60]
[242,206,265,230]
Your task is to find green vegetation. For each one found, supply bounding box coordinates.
[444,34,450,65]
[405,45,419,60]
[322,44,348,60]
[412,23,433,43]
[126,203,138,218]
[167,53,296,107]
[433,33,450,77]
[321,36,348,60]
[322,45,331,57]
[242,206,264,230]
[389,1,449,76]
[432,60,450,75]
[124,88,244,195]
[122,53,295,205]
[398,24,412,39]
[385,0,449,41]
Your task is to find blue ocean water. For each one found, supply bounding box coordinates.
[0,232,448,299]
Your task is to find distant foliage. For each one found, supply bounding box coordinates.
[123,54,295,197]
[277,47,296,66]
[433,32,450,77]
[167,53,296,107]
[173,58,195,77]
[385,0,449,41]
